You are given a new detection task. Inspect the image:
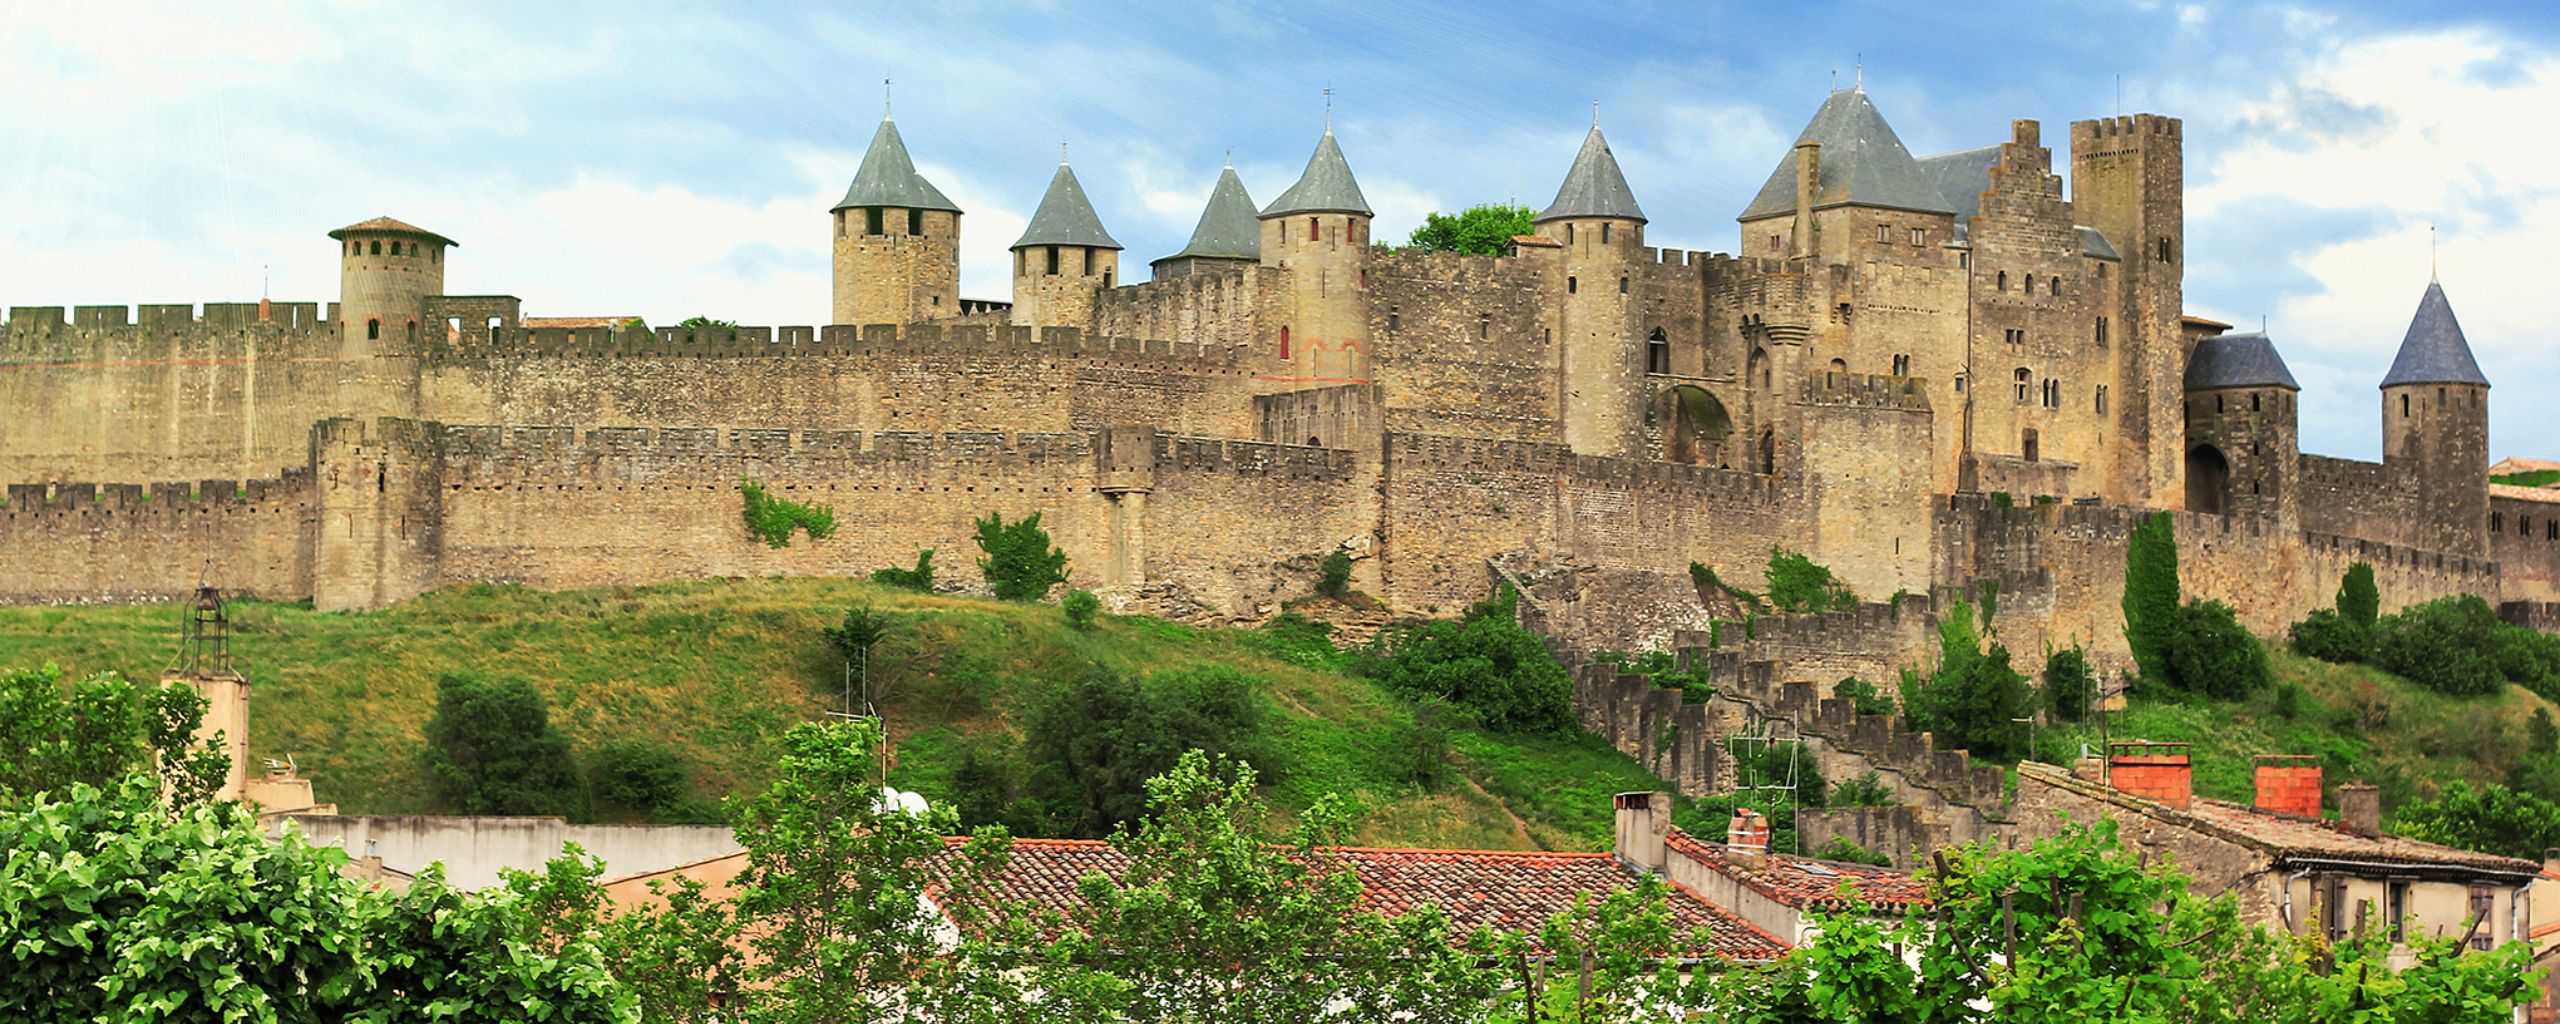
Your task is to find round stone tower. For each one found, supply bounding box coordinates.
[2180,328,2300,521]
[1257,126,1373,384]
[1533,123,1648,456]
[1009,153,1122,329]
[2379,280,2491,556]
[832,116,962,326]
[328,216,453,353]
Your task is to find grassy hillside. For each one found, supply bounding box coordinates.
[2044,649,2558,813]
[0,579,1665,851]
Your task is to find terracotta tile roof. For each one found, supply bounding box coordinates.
[520,316,641,330]
[2491,456,2560,477]
[326,216,459,247]
[2491,484,2560,504]
[938,837,1788,961]
[2020,762,2542,877]
[1663,829,1929,911]
[1510,234,1564,248]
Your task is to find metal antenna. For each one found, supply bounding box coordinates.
[1855,54,1863,90]
[1224,147,1233,169]
[2430,223,2439,282]
[883,77,893,120]
[1592,99,1600,129]
[1324,84,1334,131]
[1061,141,1069,165]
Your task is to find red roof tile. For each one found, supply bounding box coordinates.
[1510,234,1564,248]
[2021,762,2542,877]
[938,837,1788,961]
[327,216,458,247]
[1664,829,1930,911]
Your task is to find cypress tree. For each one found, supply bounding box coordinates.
[2336,561,2380,633]
[2122,511,2181,683]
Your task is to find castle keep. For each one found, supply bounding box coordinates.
[5,89,2554,665]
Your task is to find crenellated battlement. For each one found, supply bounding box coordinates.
[407,319,1249,370]
[1804,372,1932,410]
[1,469,314,519]
[5,301,336,353]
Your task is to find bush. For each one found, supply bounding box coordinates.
[2121,511,2180,684]
[1381,697,1454,789]
[869,549,936,591]
[1018,665,1276,837]
[1900,601,2036,763]
[2288,607,2370,664]
[2042,646,2094,722]
[2164,599,2269,700]
[2273,682,2306,720]
[2374,594,2514,697]
[974,511,1070,601]
[423,674,584,817]
[1830,771,1894,808]
[1764,547,1857,614]
[590,740,714,822]
[1809,835,1895,866]
[1359,585,1574,733]
[1247,613,1341,670]
[1833,676,1894,717]
[738,479,836,548]
[1317,550,1353,599]
[1061,588,1100,630]
[2393,780,2560,859]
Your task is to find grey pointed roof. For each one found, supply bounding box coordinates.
[2380,281,2490,388]
[832,119,961,214]
[1740,89,1958,221]
[1535,126,1647,224]
[1010,161,1121,250]
[1261,131,1372,218]
[2185,331,2301,391]
[1159,166,1261,263]
[1914,145,2002,221]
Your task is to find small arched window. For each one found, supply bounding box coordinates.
[2252,392,2262,412]
[369,240,381,255]
[1646,329,1669,374]
[2401,394,2411,417]
[2022,428,2041,462]
[2096,384,2109,414]
[1477,315,1491,341]
[1566,224,1575,244]
[865,208,884,234]
[1829,358,1848,375]
[1279,327,1291,360]
[1601,223,1612,244]
[366,318,381,340]
[405,320,417,344]
[1891,354,1910,376]
[2050,278,2061,297]
[1619,277,1628,294]
[1046,246,1060,275]
[1308,217,1320,242]
[391,241,402,255]
[2026,273,2036,293]
[1997,270,2007,291]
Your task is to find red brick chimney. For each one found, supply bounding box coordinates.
[1726,807,1771,863]
[2252,755,2322,819]
[2107,741,2193,810]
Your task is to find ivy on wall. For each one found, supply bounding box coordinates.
[739,479,837,548]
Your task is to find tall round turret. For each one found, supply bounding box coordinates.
[1534,123,1648,456]
[832,116,962,325]
[2180,328,2300,521]
[1009,155,1122,329]
[2380,280,2491,555]
[1258,126,1373,383]
[329,216,453,353]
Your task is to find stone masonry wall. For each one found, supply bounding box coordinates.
[0,474,315,604]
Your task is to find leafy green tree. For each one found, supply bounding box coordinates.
[1019,750,1505,1023]
[1360,584,1575,733]
[1900,600,2036,762]
[2375,594,2522,697]
[0,665,226,807]
[1020,666,1274,837]
[422,674,585,816]
[2338,561,2380,631]
[822,603,898,714]
[869,548,936,591]
[1834,675,1895,717]
[2122,510,2181,682]
[1403,203,1537,255]
[2166,599,2271,700]
[505,848,742,1024]
[2042,645,2095,722]
[590,740,706,822]
[677,316,739,331]
[1061,588,1101,630]
[1765,546,1858,613]
[973,510,1070,601]
[2394,780,2560,859]
[2289,607,2371,663]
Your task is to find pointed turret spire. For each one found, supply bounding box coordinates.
[1739,88,1954,221]
[1160,165,1262,264]
[833,118,960,213]
[2380,280,2490,388]
[1262,128,1372,218]
[1535,125,1647,224]
[1010,159,1121,250]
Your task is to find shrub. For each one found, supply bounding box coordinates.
[1809,835,1895,866]
[2337,562,2380,633]
[1900,601,2036,763]
[423,674,584,817]
[1830,771,1894,808]
[1020,665,1275,837]
[2164,599,2269,700]
[1833,676,1894,717]
[2273,682,2306,720]
[870,549,936,591]
[1764,547,1857,614]
[2040,646,2093,722]
[738,479,836,548]
[1061,588,1100,630]
[1248,613,1341,670]
[973,511,1070,601]
[2288,608,2370,664]
[2374,594,2513,697]
[590,740,712,822]
[2121,510,2180,683]
[1316,550,1353,599]
[1359,585,1574,733]
[1382,697,1454,789]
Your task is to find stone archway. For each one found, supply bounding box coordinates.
[1661,385,1734,467]
[2185,444,2231,515]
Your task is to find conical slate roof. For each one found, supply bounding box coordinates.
[1011,160,1121,250]
[1261,131,1372,218]
[2184,331,2301,391]
[1160,166,1261,262]
[832,119,961,214]
[328,216,458,247]
[1740,89,1957,221]
[1536,126,1646,224]
[2380,281,2490,388]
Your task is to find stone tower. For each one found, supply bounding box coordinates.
[2380,280,2491,556]
[2069,115,2185,509]
[1152,163,1261,279]
[1009,155,1122,329]
[1258,126,1373,384]
[328,216,453,355]
[2180,329,2301,522]
[831,117,962,326]
[1534,123,1648,456]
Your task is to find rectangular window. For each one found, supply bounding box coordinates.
[1909,227,1925,246]
[1309,217,1320,242]
[1600,223,1611,244]
[2325,877,2349,941]
[865,208,884,235]
[2095,384,2109,414]
[1046,246,1059,274]
[1874,224,1889,242]
[2470,888,2496,949]
[2096,316,2109,346]
[2387,882,2408,943]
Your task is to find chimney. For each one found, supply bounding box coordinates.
[2107,741,2193,810]
[2336,784,2381,836]
[1791,140,1821,259]
[1613,791,1671,872]
[2251,754,2323,819]
[1726,807,1771,863]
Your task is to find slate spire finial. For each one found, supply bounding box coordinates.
[1324,84,1334,132]
[883,77,892,120]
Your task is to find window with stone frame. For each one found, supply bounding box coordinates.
[2014,367,2031,402]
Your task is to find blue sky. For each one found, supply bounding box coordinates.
[3,1,2553,463]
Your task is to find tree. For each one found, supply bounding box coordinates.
[422,674,584,816]
[2043,646,2095,722]
[677,316,739,331]
[1019,750,1505,1023]
[973,510,1070,601]
[1020,665,1275,837]
[739,479,836,548]
[2393,780,2560,859]
[0,665,226,807]
[822,603,898,714]
[591,740,710,822]
[2167,599,2271,700]
[2123,510,2181,683]
[1901,600,2036,762]
[1765,546,1858,613]
[506,849,743,1024]
[2338,561,2381,633]
[1403,203,1536,255]
[2374,594,2519,697]
[1359,584,1575,733]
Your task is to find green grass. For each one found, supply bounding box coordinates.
[2041,649,2556,814]
[2492,469,2560,488]
[0,578,1672,851]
